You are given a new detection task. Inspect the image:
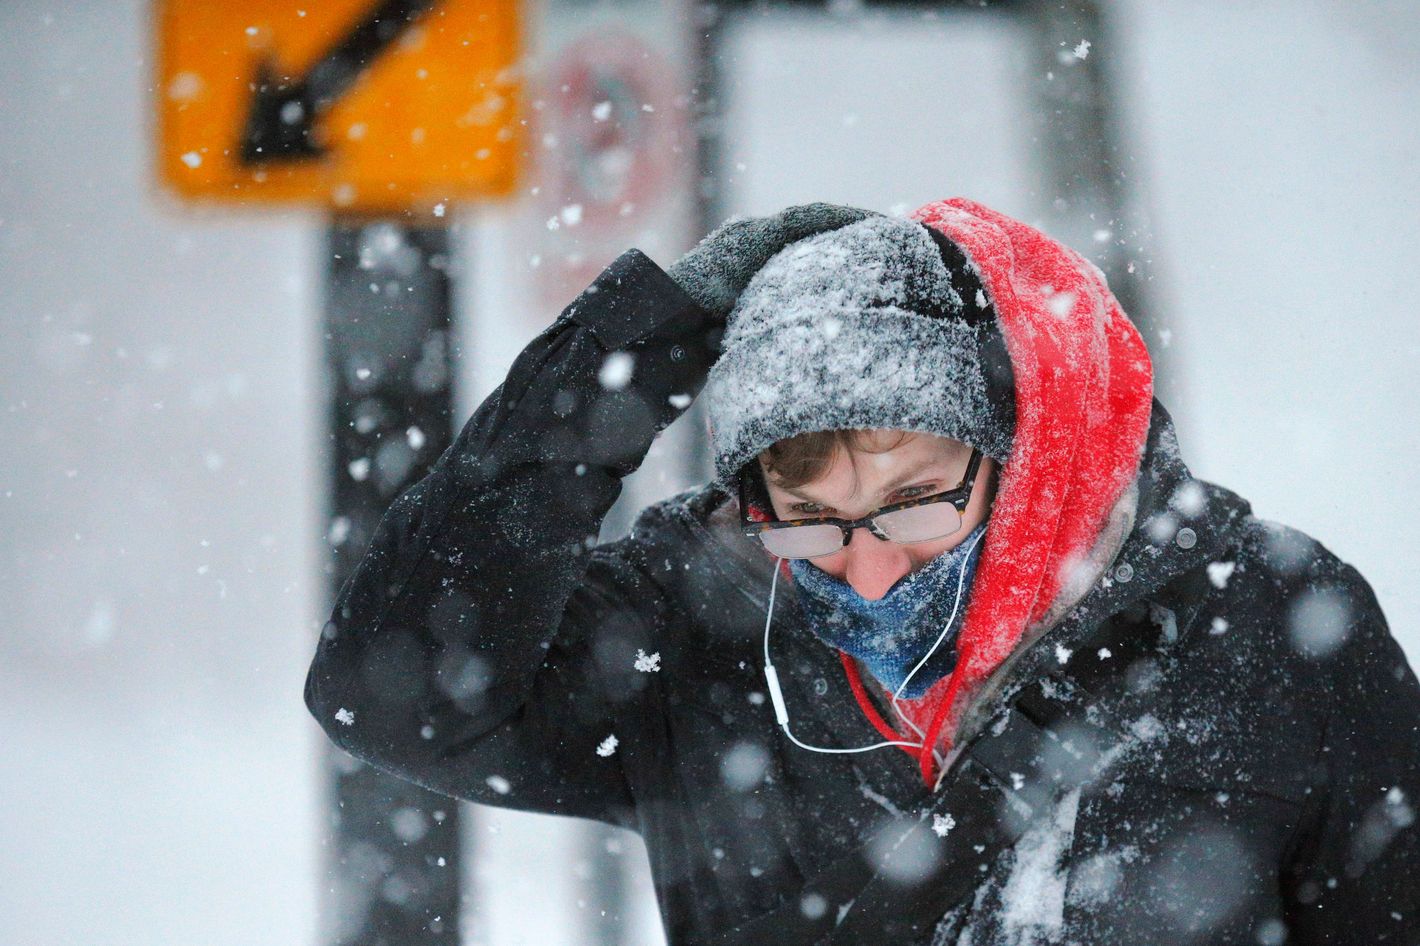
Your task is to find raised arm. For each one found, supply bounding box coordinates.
[302,204,879,824]
[303,248,716,822]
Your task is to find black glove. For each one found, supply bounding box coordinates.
[668,202,882,318]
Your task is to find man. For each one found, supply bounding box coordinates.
[305,198,1420,944]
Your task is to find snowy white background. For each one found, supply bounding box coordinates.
[1,1,1416,944]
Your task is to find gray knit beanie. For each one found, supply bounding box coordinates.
[704,214,1016,485]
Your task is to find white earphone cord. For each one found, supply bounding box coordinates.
[760,524,986,758]
[761,562,917,753]
[890,525,988,708]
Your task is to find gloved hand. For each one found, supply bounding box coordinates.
[668,202,881,318]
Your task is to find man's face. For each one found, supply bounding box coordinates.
[759,429,998,601]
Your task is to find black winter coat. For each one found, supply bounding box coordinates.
[305,250,1420,945]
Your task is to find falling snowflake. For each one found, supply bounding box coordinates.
[1256,919,1287,946]
[634,649,661,673]
[1146,512,1178,544]
[596,734,619,757]
[334,707,355,726]
[1210,617,1230,636]
[485,775,511,795]
[867,818,942,885]
[1207,560,1237,589]
[1288,587,1352,658]
[327,516,350,547]
[1097,647,1113,660]
[932,813,956,837]
[1073,39,1091,59]
[599,351,635,391]
[167,71,202,102]
[1054,643,1073,665]
[800,893,828,920]
[1046,291,1077,317]
[1170,480,1207,517]
[668,393,693,409]
[721,741,770,791]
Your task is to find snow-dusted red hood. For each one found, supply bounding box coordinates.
[888,198,1155,787]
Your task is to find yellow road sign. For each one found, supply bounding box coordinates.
[156,0,522,212]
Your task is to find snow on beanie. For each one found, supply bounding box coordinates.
[704,214,1016,485]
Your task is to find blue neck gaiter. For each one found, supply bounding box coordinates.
[787,522,988,700]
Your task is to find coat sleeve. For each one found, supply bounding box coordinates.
[1283,560,1420,941]
[303,249,718,826]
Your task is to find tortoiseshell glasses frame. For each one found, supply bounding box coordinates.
[739,447,984,560]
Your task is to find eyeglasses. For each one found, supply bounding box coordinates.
[740,448,984,560]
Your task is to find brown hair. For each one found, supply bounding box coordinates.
[758,429,912,491]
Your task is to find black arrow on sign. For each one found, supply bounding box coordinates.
[240,0,439,164]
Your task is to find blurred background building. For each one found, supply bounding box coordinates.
[2,0,1417,944]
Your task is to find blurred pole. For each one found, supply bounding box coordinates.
[693,3,727,245]
[706,0,1155,346]
[321,220,463,946]
[577,820,631,946]
[1022,0,1161,347]
[678,0,729,483]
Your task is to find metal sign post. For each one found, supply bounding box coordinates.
[321,220,462,945]
[155,3,523,942]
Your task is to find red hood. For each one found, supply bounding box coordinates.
[855,198,1155,788]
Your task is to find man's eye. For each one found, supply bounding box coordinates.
[790,503,829,516]
[895,484,937,500]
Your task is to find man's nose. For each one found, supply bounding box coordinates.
[841,526,913,601]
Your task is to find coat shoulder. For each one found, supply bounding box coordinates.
[1108,513,1398,801]
[1176,511,1405,750]
[1225,514,1389,659]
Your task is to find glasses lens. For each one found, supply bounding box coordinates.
[758,524,844,559]
[873,503,963,544]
